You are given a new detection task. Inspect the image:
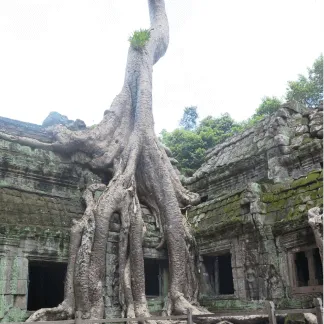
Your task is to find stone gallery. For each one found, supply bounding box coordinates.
[0,100,322,322]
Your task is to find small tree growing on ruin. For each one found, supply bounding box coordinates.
[0,1,207,322]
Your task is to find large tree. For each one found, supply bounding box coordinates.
[179,106,199,130]
[286,54,323,108]
[161,112,242,175]
[0,0,204,322]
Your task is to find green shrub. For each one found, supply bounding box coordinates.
[129,29,150,50]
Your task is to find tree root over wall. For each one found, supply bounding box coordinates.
[0,1,220,323]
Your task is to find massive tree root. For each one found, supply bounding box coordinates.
[308,207,323,262]
[0,0,215,322]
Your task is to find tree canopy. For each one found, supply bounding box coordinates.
[255,96,282,116]
[179,106,198,130]
[161,113,243,176]
[286,54,323,108]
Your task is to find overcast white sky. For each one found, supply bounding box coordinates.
[0,0,323,133]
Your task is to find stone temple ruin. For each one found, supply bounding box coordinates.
[0,101,323,322]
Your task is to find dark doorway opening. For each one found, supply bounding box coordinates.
[295,251,309,287]
[218,253,234,294]
[203,252,234,295]
[27,261,67,311]
[144,259,168,297]
[144,259,160,296]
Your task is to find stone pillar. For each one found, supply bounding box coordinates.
[214,257,219,295]
[305,250,317,286]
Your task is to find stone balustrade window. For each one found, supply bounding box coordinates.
[289,246,323,294]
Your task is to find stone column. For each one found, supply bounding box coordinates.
[305,250,317,286]
[214,257,219,295]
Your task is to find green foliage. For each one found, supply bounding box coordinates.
[179,106,198,130]
[196,113,242,148]
[238,114,264,130]
[161,113,244,175]
[287,76,320,107]
[128,29,150,50]
[160,128,206,176]
[255,96,282,116]
[286,54,323,107]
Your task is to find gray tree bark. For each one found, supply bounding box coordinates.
[0,1,208,322]
[308,207,323,262]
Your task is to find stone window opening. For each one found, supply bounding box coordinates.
[203,253,234,296]
[290,247,323,294]
[27,261,67,311]
[144,259,168,298]
[295,251,309,287]
[241,203,251,215]
[200,195,208,203]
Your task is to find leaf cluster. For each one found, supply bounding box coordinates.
[161,129,205,176]
[129,29,150,50]
[179,106,198,130]
[161,113,243,176]
[286,54,323,107]
[255,96,282,116]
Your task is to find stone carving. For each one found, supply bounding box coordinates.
[245,267,257,300]
[244,248,259,300]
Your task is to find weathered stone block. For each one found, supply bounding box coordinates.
[295,125,309,135]
[13,295,26,310]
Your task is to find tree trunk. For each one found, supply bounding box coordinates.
[308,207,323,262]
[0,0,212,322]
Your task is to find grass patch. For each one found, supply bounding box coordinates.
[129,29,150,50]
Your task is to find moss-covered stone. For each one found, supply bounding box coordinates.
[200,298,264,311]
[0,307,28,323]
[291,172,320,188]
[284,313,306,324]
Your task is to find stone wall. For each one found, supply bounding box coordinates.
[188,130,323,311]
[0,102,323,320]
[189,177,323,309]
[0,117,100,321]
[189,184,284,305]
[0,116,167,321]
[186,102,323,311]
[184,102,323,200]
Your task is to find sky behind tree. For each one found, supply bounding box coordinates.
[0,0,322,133]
